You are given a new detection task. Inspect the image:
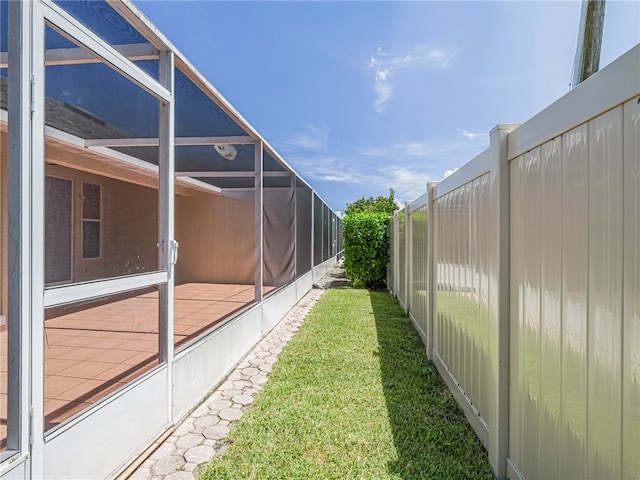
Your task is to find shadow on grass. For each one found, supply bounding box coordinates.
[368,290,494,480]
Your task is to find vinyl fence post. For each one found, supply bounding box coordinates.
[393,210,399,298]
[404,201,412,313]
[426,182,438,362]
[488,124,513,480]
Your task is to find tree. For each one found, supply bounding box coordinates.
[345,188,396,217]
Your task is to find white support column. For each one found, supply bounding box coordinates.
[254,142,264,302]
[7,0,33,461]
[426,182,438,361]
[331,213,338,259]
[26,4,46,477]
[488,124,513,480]
[292,176,297,281]
[321,205,324,265]
[311,194,315,272]
[158,50,175,421]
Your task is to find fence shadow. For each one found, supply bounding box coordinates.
[368,290,494,479]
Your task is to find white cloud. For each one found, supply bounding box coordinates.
[375,68,388,82]
[387,166,426,195]
[320,174,354,182]
[282,123,331,151]
[355,139,475,159]
[299,163,355,183]
[444,167,459,178]
[289,150,429,200]
[369,44,457,112]
[373,81,394,114]
[393,141,435,157]
[425,49,454,67]
[456,128,487,140]
[275,129,484,209]
[354,146,388,157]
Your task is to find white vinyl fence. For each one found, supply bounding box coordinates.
[388,44,639,480]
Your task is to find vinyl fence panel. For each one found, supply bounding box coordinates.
[389,44,639,480]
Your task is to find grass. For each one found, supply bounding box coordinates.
[199,289,494,480]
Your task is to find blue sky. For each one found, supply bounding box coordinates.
[137,1,639,213]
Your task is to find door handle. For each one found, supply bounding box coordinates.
[170,240,179,265]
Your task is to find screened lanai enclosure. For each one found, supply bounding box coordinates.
[0,2,341,478]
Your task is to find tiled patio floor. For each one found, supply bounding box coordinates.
[0,282,274,446]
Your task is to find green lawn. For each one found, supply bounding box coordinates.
[199,289,494,480]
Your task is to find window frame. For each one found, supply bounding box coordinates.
[81,181,101,260]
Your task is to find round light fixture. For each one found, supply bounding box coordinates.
[214,144,237,161]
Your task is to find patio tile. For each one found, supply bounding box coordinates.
[202,425,229,440]
[92,348,142,364]
[175,433,204,450]
[182,462,198,472]
[44,358,80,375]
[231,394,253,406]
[164,472,194,480]
[55,378,110,402]
[184,445,214,464]
[193,415,218,429]
[45,399,92,428]
[127,467,152,480]
[149,442,176,460]
[120,338,158,352]
[218,407,243,422]
[86,336,139,350]
[44,375,85,399]
[55,360,117,380]
[50,335,99,348]
[208,399,232,411]
[43,327,80,337]
[122,352,157,366]
[53,346,104,362]
[91,364,128,382]
[250,374,268,385]
[151,456,186,476]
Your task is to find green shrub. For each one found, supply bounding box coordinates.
[343,212,390,289]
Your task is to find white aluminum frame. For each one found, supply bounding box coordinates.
[39,0,174,307]
[85,135,254,148]
[254,141,264,302]
[39,2,171,104]
[43,271,168,308]
[29,1,175,475]
[3,0,32,472]
[0,42,158,69]
[157,49,175,420]
[29,5,47,476]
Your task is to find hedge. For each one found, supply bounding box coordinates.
[343,212,390,289]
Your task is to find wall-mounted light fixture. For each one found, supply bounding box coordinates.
[214,144,237,161]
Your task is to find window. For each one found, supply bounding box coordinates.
[82,182,101,259]
[45,176,73,284]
